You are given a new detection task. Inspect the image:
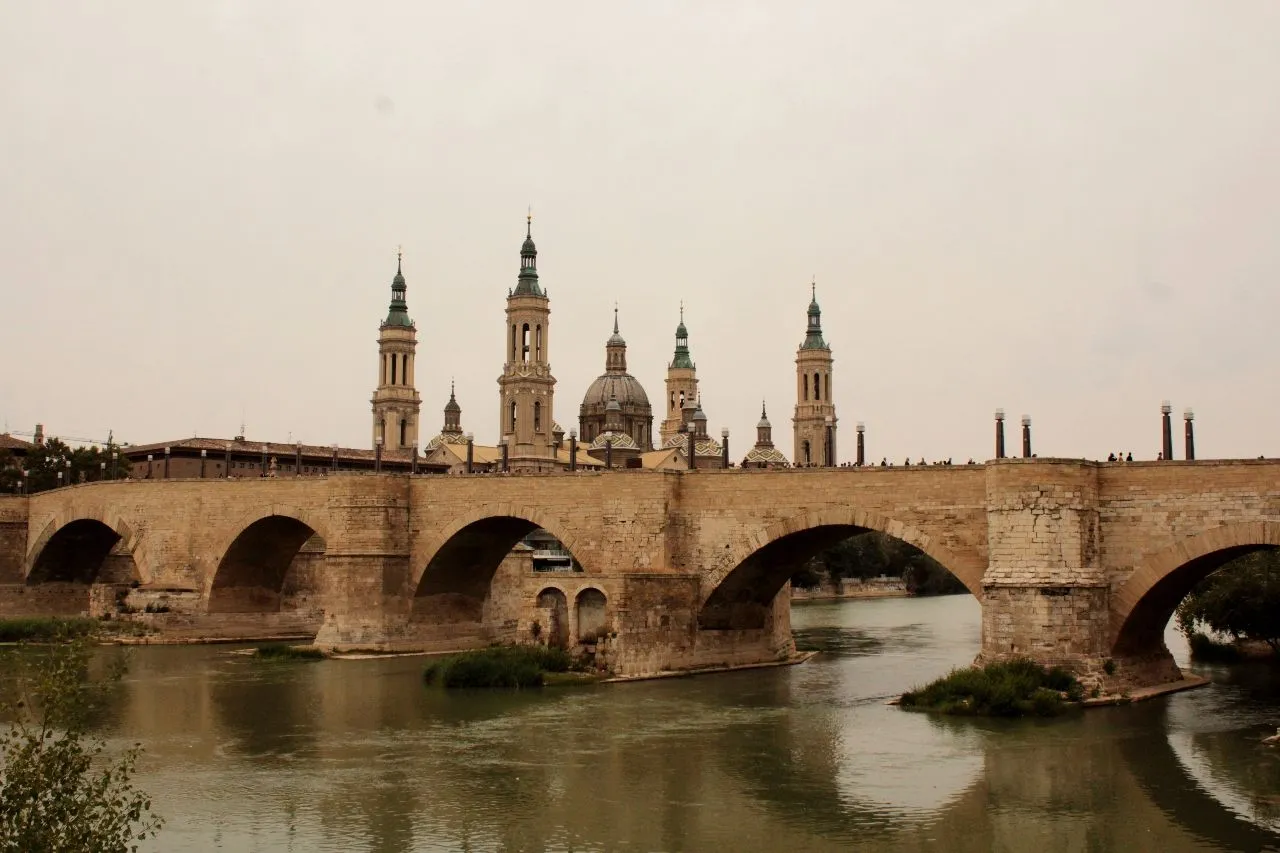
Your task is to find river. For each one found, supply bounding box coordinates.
[24,596,1280,851]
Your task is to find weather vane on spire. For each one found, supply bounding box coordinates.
[811,275,816,299]
[526,206,532,237]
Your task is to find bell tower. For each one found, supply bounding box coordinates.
[793,281,836,466]
[371,250,421,451]
[497,214,557,470]
[660,305,699,446]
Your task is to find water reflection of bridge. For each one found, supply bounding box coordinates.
[89,645,1280,852]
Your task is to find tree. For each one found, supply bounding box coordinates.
[1176,549,1280,653]
[10,438,128,494]
[0,635,162,851]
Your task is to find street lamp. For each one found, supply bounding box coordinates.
[20,469,28,495]
[147,454,154,479]
[200,448,207,479]
[856,422,865,467]
[464,433,474,474]
[375,436,383,474]
[721,428,729,469]
[994,409,1006,459]
[569,429,578,472]
[331,443,339,473]
[111,449,118,480]
[65,458,72,484]
[824,415,834,468]
[686,422,696,470]
[1021,415,1032,458]
[1184,408,1196,461]
[99,461,106,481]
[163,445,171,479]
[1161,400,1173,461]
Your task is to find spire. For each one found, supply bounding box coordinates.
[671,304,694,369]
[757,399,774,445]
[758,400,771,429]
[605,305,627,372]
[384,248,413,327]
[801,277,827,350]
[514,210,542,296]
[443,380,462,433]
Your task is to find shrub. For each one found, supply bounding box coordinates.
[1187,632,1242,663]
[253,644,326,661]
[423,644,576,689]
[900,658,1082,717]
[0,617,99,643]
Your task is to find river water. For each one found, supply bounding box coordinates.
[35,596,1280,851]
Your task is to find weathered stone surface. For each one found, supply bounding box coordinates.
[1,458,1276,683]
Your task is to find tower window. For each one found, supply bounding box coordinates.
[824,372,829,402]
[391,356,398,386]
[402,354,409,385]
[803,374,809,401]
[510,325,517,362]
[522,324,531,362]
[510,400,517,432]
[813,372,821,401]
[534,401,542,432]
[382,354,387,386]
[536,325,543,362]
[803,440,811,464]
[400,418,407,447]
[679,390,686,408]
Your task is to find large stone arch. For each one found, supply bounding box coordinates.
[1110,520,1280,656]
[699,508,984,630]
[205,505,331,614]
[412,504,589,598]
[25,508,146,585]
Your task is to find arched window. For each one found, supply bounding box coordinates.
[813,372,821,401]
[522,324,531,362]
[402,354,409,385]
[824,372,829,402]
[510,400,517,432]
[803,374,809,401]
[670,392,675,413]
[390,355,398,386]
[510,325,517,362]
[535,325,543,362]
[534,401,542,432]
[679,390,686,408]
[399,418,407,447]
[381,354,387,386]
[803,440,811,464]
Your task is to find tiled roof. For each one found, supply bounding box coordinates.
[122,436,422,464]
[0,434,35,451]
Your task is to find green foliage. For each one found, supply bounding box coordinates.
[1186,631,1243,662]
[1176,549,1280,654]
[795,531,967,596]
[0,617,100,644]
[423,645,576,689]
[1,438,130,494]
[0,634,161,851]
[253,643,326,661]
[900,658,1083,717]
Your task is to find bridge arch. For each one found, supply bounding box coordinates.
[1110,521,1280,657]
[413,505,589,600]
[26,509,145,586]
[206,505,330,614]
[699,508,984,630]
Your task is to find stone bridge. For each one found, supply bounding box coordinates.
[0,458,1276,685]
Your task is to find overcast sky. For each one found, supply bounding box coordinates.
[2,1,1278,462]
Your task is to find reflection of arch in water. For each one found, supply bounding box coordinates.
[1120,701,1280,850]
[700,510,982,630]
[1111,522,1280,660]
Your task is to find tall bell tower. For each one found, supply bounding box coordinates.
[659,305,699,446]
[497,214,557,470]
[793,281,836,466]
[371,251,422,451]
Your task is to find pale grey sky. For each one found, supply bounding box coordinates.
[2,1,1278,461]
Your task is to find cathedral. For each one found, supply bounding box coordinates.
[372,216,841,473]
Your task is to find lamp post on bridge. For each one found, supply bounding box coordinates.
[99,461,106,481]
[465,433,474,474]
[1184,408,1196,461]
[605,438,613,470]
[200,448,207,479]
[721,428,729,469]
[331,443,338,474]
[147,454,153,479]
[163,446,170,480]
[995,409,1006,459]
[686,422,696,471]
[374,437,383,474]
[856,422,865,467]
[1021,415,1032,458]
[501,439,509,473]
[1161,401,1173,461]
[569,430,578,472]
[111,449,118,480]
[824,416,834,468]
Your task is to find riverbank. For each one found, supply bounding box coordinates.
[792,585,909,602]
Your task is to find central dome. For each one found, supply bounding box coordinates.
[581,373,650,410]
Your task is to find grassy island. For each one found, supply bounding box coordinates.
[899,658,1083,717]
[423,645,596,689]
[253,643,327,661]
